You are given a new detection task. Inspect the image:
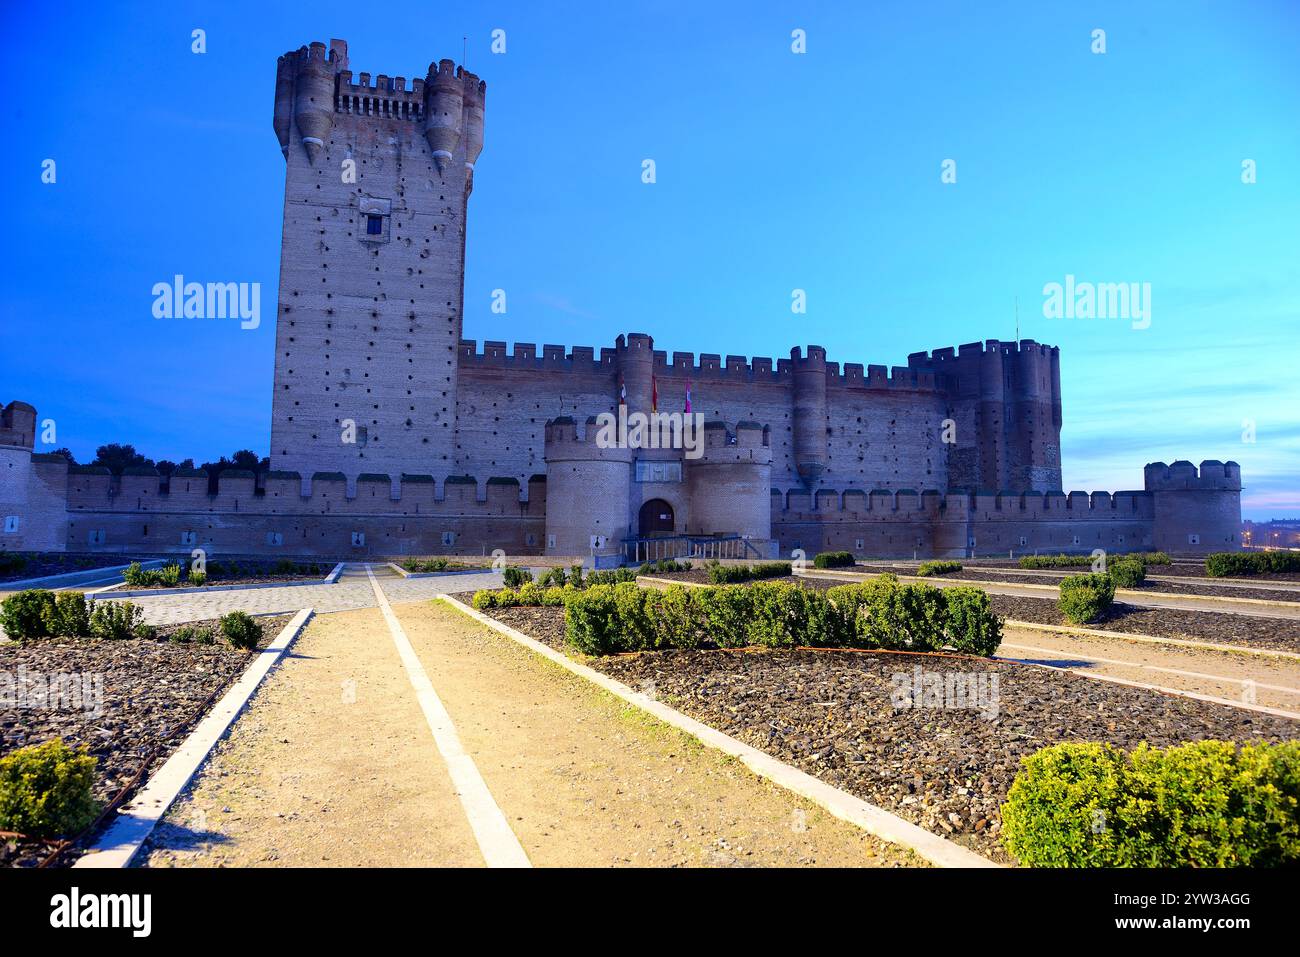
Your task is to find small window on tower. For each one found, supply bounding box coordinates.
[367,215,383,235]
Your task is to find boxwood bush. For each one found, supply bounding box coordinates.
[1107,558,1146,588]
[916,560,962,577]
[0,739,99,838]
[1002,740,1300,867]
[1057,573,1116,624]
[1206,551,1300,577]
[706,561,792,584]
[219,611,263,650]
[0,589,57,640]
[812,551,855,569]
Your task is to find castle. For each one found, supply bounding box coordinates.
[0,39,1242,561]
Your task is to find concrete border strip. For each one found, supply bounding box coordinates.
[1003,619,1300,661]
[997,654,1300,721]
[388,561,497,580]
[74,607,315,868]
[437,594,997,868]
[324,561,345,583]
[999,641,1300,698]
[365,566,530,868]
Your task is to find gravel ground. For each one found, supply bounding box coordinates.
[0,613,292,867]
[474,601,1298,864]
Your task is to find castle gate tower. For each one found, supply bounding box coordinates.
[270,39,485,485]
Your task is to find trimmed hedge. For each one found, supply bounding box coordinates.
[916,560,962,577]
[0,589,57,640]
[812,551,855,569]
[1002,740,1300,867]
[1057,573,1116,624]
[0,739,99,838]
[563,576,1002,657]
[1206,551,1300,577]
[706,561,792,584]
[1020,551,1171,570]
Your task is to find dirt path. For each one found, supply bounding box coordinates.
[144,600,919,867]
[996,624,1300,714]
[143,607,483,867]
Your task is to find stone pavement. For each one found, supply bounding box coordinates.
[94,564,509,625]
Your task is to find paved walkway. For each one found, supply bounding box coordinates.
[87,565,507,625]
[143,599,916,867]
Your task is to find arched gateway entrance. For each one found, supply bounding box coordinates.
[638,498,675,537]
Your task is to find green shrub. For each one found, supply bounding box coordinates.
[941,587,1002,656]
[612,581,657,651]
[502,566,533,588]
[1057,573,1116,624]
[747,581,820,648]
[122,561,148,586]
[1002,740,1300,867]
[586,568,638,587]
[515,582,545,606]
[0,552,30,576]
[569,564,584,588]
[637,558,692,575]
[169,624,209,644]
[653,586,704,649]
[43,592,90,638]
[158,562,181,586]
[188,568,207,587]
[219,611,263,650]
[565,584,622,655]
[1206,551,1300,577]
[1019,552,1169,571]
[706,561,791,584]
[812,551,855,569]
[274,559,296,575]
[537,567,568,587]
[917,560,962,577]
[471,589,498,610]
[1107,558,1146,588]
[541,586,569,607]
[0,589,57,640]
[88,601,144,640]
[0,740,99,839]
[694,586,754,648]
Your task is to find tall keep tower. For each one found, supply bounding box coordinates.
[270,39,485,483]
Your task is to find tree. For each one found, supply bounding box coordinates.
[49,447,77,465]
[91,443,155,475]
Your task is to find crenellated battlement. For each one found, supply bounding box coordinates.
[1144,459,1242,492]
[772,484,1153,518]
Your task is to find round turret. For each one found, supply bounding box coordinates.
[461,69,486,186]
[791,346,828,486]
[293,42,336,165]
[424,59,463,173]
[543,417,633,556]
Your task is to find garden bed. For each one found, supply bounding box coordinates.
[0,613,293,867]
[0,553,140,585]
[469,597,1298,863]
[115,559,332,591]
[853,565,1300,603]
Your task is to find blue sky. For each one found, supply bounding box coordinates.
[3,0,1297,518]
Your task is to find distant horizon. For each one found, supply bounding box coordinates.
[5,1,1297,520]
